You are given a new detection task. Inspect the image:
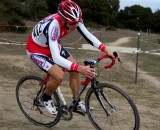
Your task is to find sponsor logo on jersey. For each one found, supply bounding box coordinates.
[61,50,66,56]
[30,54,46,67]
[51,27,58,41]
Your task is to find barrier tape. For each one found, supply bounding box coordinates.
[62,36,82,44]
[140,39,160,45]
[0,25,33,28]
[0,41,160,55]
[0,38,26,44]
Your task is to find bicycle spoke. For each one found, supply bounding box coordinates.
[86,83,140,130]
[16,76,61,127]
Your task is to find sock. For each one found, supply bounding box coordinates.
[73,98,80,107]
[42,93,51,101]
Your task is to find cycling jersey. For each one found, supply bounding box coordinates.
[26,13,106,71]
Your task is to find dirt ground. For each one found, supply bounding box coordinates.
[0,44,95,130]
[0,35,160,130]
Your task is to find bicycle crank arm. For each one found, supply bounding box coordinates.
[73,110,85,116]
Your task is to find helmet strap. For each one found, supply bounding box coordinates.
[64,23,69,30]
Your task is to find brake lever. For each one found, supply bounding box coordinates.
[113,51,118,58]
[111,51,122,64]
[118,58,122,64]
[113,51,122,64]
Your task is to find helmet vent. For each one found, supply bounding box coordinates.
[58,0,82,23]
[73,9,77,17]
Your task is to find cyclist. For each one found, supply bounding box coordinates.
[26,0,115,115]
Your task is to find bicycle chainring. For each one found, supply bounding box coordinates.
[58,105,73,120]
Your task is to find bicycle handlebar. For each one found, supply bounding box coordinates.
[96,51,121,69]
[64,52,121,72]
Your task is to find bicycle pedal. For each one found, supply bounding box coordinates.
[58,105,70,114]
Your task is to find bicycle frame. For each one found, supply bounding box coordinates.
[16,52,140,129]
[93,84,116,116]
[39,74,92,114]
[36,52,119,115]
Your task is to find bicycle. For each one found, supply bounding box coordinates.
[16,52,140,130]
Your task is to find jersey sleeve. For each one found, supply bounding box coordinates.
[48,21,79,71]
[77,22,106,51]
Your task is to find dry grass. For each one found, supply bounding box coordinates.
[0,27,160,130]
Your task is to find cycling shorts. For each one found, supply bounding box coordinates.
[26,45,71,72]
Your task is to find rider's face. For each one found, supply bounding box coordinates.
[66,22,79,31]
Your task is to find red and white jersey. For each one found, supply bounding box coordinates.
[26,13,105,71]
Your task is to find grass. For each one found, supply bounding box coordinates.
[115,35,160,78]
[139,54,160,77]
[0,26,159,80]
[0,29,160,130]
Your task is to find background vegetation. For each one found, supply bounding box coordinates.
[0,0,160,33]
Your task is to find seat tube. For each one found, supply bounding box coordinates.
[56,87,67,105]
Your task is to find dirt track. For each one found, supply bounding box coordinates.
[0,40,160,130]
[0,44,96,130]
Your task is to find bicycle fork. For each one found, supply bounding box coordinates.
[93,85,116,116]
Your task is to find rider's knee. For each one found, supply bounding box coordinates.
[52,72,64,84]
[57,73,64,82]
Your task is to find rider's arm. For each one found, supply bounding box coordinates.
[77,21,114,58]
[48,23,79,71]
[77,21,106,52]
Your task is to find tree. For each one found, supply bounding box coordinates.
[108,0,120,27]
[0,2,7,24]
[0,0,49,32]
[153,10,160,33]
[118,5,154,31]
[75,0,119,26]
[46,0,59,14]
[1,0,159,33]
[1,0,49,20]
[47,0,120,27]
[19,0,49,20]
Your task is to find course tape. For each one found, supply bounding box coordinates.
[0,42,159,55]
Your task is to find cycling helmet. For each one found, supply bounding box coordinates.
[57,0,82,24]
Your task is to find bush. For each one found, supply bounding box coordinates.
[7,14,27,33]
[105,26,116,31]
[84,21,102,29]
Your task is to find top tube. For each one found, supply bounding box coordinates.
[44,51,121,85]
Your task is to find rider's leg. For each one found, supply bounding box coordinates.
[42,64,64,114]
[45,64,64,96]
[67,56,81,98]
[67,56,92,112]
[70,71,81,98]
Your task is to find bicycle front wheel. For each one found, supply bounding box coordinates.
[16,75,61,127]
[85,83,140,130]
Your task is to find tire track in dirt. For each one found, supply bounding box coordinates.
[108,37,160,88]
[125,62,160,88]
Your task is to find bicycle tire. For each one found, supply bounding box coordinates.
[16,75,61,127]
[85,83,140,130]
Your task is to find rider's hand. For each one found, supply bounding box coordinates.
[103,47,121,62]
[103,47,115,59]
[78,65,96,79]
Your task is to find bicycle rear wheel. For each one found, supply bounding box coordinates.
[85,83,140,130]
[16,75,61,127]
